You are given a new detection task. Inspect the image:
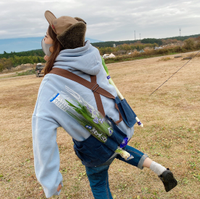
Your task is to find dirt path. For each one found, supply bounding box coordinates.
[0,67,34,78]
[0,72,16,77]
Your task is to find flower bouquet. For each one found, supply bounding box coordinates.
[50,85,134,161]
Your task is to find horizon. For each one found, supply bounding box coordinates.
[0,32,200,54]
[0,32,200,42]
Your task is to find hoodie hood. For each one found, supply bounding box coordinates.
[54,41,101,75]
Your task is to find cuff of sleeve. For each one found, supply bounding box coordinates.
[54,181,63,196]
[45,181,63,198]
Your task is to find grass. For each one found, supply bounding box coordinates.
[0,52,200,198]
[104,48,200,64]
[0,67,36,79]
[16,69,36,76]
[158,57,171,61]
[105,54,165,64]
[104,50,187,64]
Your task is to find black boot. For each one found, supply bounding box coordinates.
[159,168,177,192]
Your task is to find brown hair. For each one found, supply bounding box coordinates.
[43,26,64,75]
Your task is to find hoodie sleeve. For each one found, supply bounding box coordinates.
[32,115,63,198]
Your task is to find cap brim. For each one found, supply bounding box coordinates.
[45,10,57,27]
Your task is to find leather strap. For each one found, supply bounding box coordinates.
[90,75,105,116]
[50,67,123,124]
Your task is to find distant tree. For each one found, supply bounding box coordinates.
[0,58,13,70]
[183,38,195,50]
[0,49,44,59]
[141,38,162,46]
[0,63,4,72]
[195,36,200,49]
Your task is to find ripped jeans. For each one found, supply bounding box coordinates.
[85,145,148,199]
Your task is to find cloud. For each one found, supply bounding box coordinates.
[0,0,200,41]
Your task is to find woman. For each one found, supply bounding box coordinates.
[32,10,177,198]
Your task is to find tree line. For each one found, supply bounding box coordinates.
[0,49,46,72]
[103,37,200,64]
[0,49,44,59]
[92,33,200,48]
[97,42,158,55]
[0,35,200,72]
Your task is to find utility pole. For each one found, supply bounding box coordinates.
[134,30,136,40]
[139,33,141,40]
[179,28,181,37]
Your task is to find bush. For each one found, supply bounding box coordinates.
[0,58,13,71]
[173,46,183,53]
[158,57,171,61]
[143,47,155,55]
[0,64,4,72]
[183,38,195,50]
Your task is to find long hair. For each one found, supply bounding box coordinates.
[43,26,63,75]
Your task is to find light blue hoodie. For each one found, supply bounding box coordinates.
[32,41,134,198]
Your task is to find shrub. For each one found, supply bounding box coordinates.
[0,64,4,72]
[143,47,155,55]
[158,57,171,61]
[0,58,13,70]
[183,38,195,50]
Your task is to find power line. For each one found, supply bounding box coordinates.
[149,51,200,96]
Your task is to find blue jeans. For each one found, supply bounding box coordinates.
[85,145,148,199]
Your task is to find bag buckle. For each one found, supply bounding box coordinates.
[91,84,99,92]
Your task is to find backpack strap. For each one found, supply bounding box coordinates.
[49,67,123,124]
[90,75,105,116]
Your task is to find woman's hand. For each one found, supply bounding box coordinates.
[44,55,49,61]
[57,183,62,192]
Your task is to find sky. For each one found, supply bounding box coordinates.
[0,0,200,41]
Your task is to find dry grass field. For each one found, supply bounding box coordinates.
[0,53,200,199]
